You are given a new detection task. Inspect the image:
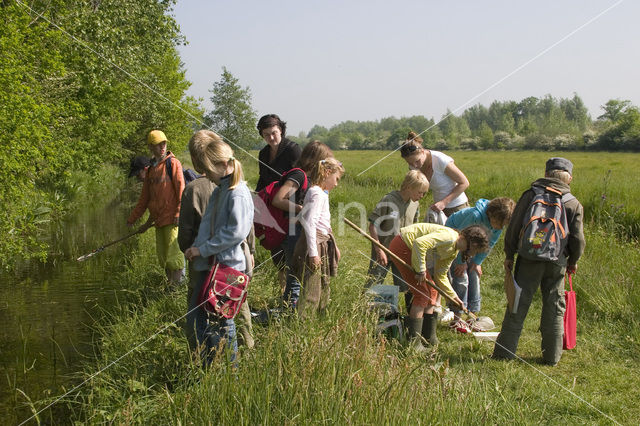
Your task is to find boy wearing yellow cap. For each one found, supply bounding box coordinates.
[127,130,186,284]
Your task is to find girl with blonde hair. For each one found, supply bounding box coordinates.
[292,157,344,318]
[184,130,253,365]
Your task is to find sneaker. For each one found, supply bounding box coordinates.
[466,318,482,332]
[440,307,454,323]
[450,319,470,334]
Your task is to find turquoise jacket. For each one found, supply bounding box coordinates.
[445,198,501,266]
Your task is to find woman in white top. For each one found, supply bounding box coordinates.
[400,131,470,219]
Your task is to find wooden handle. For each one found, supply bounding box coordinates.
[343,217,475,320]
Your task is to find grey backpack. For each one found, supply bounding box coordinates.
[518,185,575,262]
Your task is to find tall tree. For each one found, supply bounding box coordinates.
[597,102,640,150]
[478,121,494,149]
[598,99,632,122]
[203,67,260,150]
[560,93,590,131]
[438,110,471,148]
[307,124,329,140]
[0,0,200,265]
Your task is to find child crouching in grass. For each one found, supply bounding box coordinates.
[365,170,429,309]
[184,131,253,365]
[292,158,344,319]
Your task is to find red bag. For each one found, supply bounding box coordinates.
[563,274,577,350]
[253,168,308,250]
[199,262,249,319]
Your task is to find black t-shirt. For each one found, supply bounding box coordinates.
[283,168,307,205]
[255,138,302,191]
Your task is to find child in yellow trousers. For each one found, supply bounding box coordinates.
[127,130,185,284]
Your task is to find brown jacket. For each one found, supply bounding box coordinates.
[128,152,184,228]
[178,176,216,252]
[293,229,339,278]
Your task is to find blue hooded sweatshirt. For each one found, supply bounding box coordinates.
[445,198,502,266]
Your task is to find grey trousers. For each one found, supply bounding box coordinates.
[493,257,566,364]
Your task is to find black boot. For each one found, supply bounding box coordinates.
[404,291,413,313]
[422,313,439,346]
[407,317,427,352]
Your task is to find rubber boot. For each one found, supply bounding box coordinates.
[404,291,413,313]
[421,313,439,346]
[407,317,427,353]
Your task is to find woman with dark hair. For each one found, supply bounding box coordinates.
[400,131,470,218]
[255,114,302,191]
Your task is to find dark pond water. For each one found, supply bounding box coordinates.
[0,196,142,423]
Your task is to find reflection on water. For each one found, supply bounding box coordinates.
[0,197,142,423]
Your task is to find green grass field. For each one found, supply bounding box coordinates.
[30,151,640,425]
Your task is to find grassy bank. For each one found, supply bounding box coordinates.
[30,151,640,424]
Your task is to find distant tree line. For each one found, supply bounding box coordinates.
[288,95,640,152]
[2,1,639,266]
[1,0,200,264]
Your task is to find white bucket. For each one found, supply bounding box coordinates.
[472,331,499,342]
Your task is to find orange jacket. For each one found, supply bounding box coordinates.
[127,152,185,227]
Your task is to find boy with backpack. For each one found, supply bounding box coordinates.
[127,130,185,284]
[492,157,585,366]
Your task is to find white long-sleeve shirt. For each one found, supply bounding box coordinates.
[300,185,331,258]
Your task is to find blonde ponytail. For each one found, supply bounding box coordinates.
[309,157,344,185]
[228,156,244,189]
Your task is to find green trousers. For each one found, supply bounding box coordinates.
[493,257,566,365]
[155,224,185,271]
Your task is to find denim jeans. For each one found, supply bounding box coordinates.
[185,270,237,366]
[450,261,481,314]
[283,223,302,307]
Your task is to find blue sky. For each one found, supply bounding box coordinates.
[173,0,639,135]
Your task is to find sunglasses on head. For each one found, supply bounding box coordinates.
[320,159,343,167]
[400,143,421,157]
